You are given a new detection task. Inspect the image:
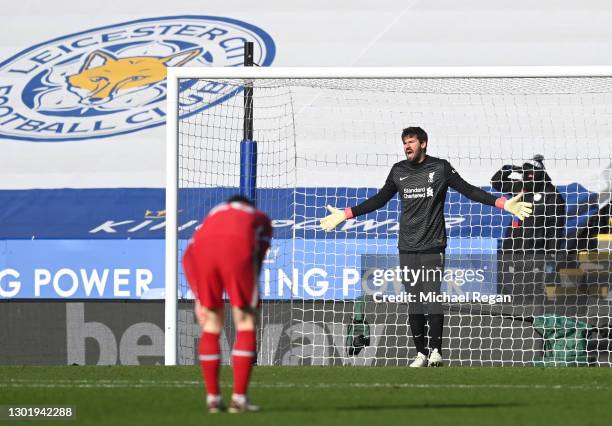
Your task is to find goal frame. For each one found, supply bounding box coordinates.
[164,65,612,365]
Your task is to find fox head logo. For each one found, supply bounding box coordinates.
[2,16,275,141]
[66,48,202,105]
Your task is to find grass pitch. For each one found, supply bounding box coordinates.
[1,365,611,425]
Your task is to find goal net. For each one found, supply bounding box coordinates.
[166,68,612,366]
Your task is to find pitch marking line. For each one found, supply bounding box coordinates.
[0,379,607,391]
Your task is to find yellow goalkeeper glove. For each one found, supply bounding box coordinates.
[320,205,351,231]
[502,192,533,220]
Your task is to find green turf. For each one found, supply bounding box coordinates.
[1,365,611,425]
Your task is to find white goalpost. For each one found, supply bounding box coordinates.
[165,72,179,366]
[165,66,612,367]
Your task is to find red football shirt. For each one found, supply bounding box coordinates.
[193,201,272,261]
[182,201,272,308]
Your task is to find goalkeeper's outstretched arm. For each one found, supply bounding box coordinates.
[320,169,398,231]
[445,160,533,220]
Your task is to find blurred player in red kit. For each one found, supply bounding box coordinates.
[182,195,272,413]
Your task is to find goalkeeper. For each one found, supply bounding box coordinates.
[320,127,532,367]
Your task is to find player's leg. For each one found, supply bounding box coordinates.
[408,312,427,356]
[195,300,225,412]
[191,240,226,413]
[222,243,260,413]
[229,305,259,413]
[427,313,444,367]
[402,252,429,367]
[408,313,428,367]
[422,251,445,367]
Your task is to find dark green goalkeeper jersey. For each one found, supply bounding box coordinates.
[349,156,499,252]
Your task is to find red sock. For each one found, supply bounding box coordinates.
[199,331,220,396]
[232,330,256,395]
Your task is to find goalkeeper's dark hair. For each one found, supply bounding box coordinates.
[401,127,428,143]
[227,194,255,207]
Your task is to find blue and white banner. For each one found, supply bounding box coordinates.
[0,237,497,300]
[0,184,601,300]
[0,185,597,240]
[0,240,161,299]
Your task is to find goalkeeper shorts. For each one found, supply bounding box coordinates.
[400,250,445,315]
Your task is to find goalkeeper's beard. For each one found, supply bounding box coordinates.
[406,150,426,164]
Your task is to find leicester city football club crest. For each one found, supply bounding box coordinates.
[0,15,275,142]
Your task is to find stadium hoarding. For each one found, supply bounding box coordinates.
[0,240,162,299]
[0,186,595,240]
[0,301,165,365]
[0,300,542,366]
[0,185,598,300]
[0,238,497,300]
[4,300,609,365]
[0,301,306,365]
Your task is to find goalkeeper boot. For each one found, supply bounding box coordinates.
[228,395,260,413]
[409,352,428,368]
[428,348,443,367]
[206,395,224,414]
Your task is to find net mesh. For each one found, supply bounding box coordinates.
[176,76,612,366]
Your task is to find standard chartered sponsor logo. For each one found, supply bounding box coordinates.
[402,186,434,199]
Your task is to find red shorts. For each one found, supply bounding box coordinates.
[184,238,259,310]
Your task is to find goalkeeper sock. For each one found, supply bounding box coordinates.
[232,330,256,396]
[427,314,444,354]
[408,314,427,355]
[199,331,221,396]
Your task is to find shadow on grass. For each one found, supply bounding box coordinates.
[269,402,522,413]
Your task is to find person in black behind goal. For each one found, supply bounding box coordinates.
[491,155,566,299]
[320,127,533,367]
